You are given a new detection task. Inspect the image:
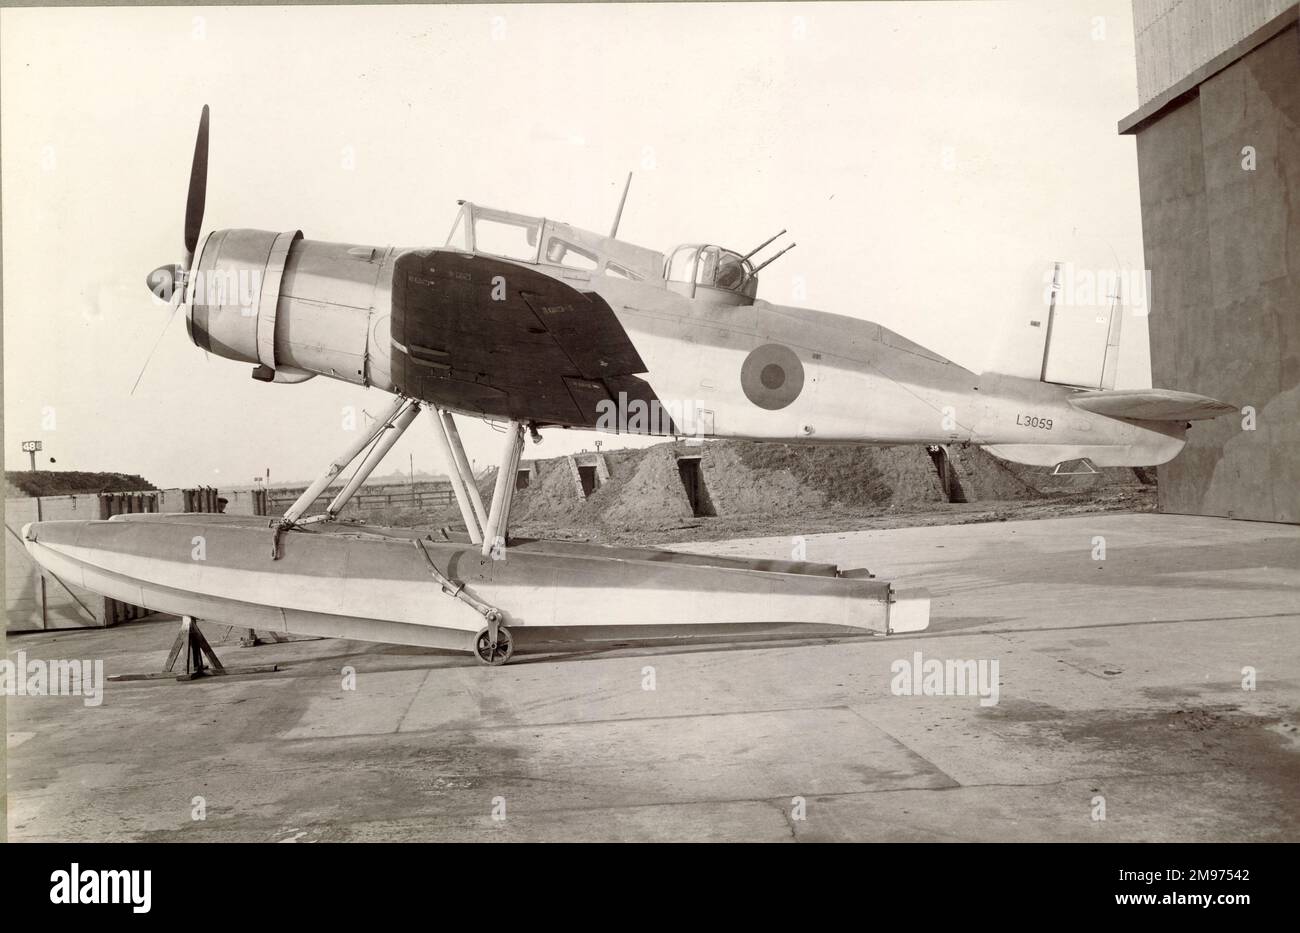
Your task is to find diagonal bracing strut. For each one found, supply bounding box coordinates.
[272,395,419,558]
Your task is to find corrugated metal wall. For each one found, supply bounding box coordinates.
[6,495,111,632]
[4,486,246,633]
[97,492,162,625]
[1132,0,1295,104]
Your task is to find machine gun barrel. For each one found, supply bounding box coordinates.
[750,241,797,274]
[740,229,787,263]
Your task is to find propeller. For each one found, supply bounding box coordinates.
[135,105,209,394]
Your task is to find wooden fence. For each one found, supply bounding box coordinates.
[267,481,456,516]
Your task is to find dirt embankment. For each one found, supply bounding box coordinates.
[450,439,1152,546]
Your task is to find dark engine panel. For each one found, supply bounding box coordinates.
[390,249,667,429]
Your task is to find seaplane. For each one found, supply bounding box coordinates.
[23,107,1235,666]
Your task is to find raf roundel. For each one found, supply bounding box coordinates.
[741,343,805,410]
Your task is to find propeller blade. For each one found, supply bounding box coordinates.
[130,290,184,396]
[182,104,210,269]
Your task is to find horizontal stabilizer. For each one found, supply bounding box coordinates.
[1068,388,1235,422]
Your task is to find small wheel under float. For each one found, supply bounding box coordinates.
[473,622,514,666]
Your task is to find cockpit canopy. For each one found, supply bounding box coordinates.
[446,202,664,282]
[446,202,760,305]
[664,244,758,303]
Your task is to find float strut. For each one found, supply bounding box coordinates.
[281,394,407,526]
[441,410,489,531]
[272,395,410,559]
[324,399,422,518]
[428,408,484,545]
[481,421,526,559]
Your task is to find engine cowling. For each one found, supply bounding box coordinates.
[186,228,397,392]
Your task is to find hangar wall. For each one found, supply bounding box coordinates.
[1121,4,1299,523]
[1132,0,1296,104]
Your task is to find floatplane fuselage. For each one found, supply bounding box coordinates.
[24,107,1234,665]
[181,206,1229,470]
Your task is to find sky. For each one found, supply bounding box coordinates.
[1,1,1148,488]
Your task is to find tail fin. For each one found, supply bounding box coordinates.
[1013,263,1127,388]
